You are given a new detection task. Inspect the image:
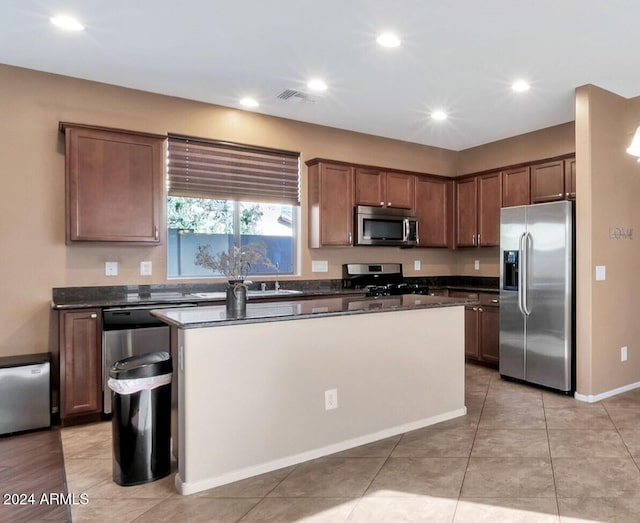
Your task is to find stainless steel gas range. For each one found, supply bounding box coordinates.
[342,263,429,297]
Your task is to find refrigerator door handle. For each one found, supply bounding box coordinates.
[517,232,527,317]
[521,232,532,316]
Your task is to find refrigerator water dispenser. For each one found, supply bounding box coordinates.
[503,250,519,290]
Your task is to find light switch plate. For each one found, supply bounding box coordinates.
[140,261,152,276]
[595,265,606,281]
[414,260,421,271]
[312,260,329,272]
[105,261,118,276]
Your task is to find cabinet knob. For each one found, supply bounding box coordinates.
[490,299,499,304]
[348,232,352,244]
[380,201,384,206]
[90,313,97,319]
[388,202,391,206]
[155,227,159,240]
[477,234,481,245]
[472,307,478,311]
[478,307,483,312]
[472,234,476,246]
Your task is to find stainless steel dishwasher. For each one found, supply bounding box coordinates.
[102,304,194,414]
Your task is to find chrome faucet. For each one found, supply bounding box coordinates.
[260,282,267,292]
[274,263,280,293]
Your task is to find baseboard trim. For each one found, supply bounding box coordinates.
[175,406,467,495]
[575,381,640,403]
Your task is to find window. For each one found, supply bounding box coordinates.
[166,135,299,279]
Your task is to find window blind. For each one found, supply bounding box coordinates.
[167,134,300,205]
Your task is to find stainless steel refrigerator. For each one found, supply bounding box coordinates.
[499,200,574,392]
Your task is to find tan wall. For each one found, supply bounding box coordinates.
[0,64,460,359]
[457,122,575,176]
[0,63,575,362]
[574,85,640,396]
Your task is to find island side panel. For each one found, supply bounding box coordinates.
[178,306,464,494]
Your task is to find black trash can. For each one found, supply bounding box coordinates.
[108,351,172,486]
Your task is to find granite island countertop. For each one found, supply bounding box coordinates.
[151,293,477,329]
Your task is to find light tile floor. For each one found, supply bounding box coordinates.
[62,364,640,522]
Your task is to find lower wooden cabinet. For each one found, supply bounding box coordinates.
[59,309,102,423]
[450,291,500,366]
[479,297,500,364]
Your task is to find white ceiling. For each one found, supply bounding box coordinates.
[2,0,639,151]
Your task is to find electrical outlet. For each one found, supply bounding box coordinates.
[595,265,606,281]
[312,260,329,272]
[140,261,152,276]
[325,389,338,410]
[621,346,628,362]
[105,261,118,276]
[474,260,480,271]
[414,260,421,271]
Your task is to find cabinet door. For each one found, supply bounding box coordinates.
[455,177,478,247]
[564,157,576,200]
[355,168,384,207]
[385,172,415,209]
[479,298,500,365]
[59,310,102,419]
[531,161,565,203]
[415,176,451,248]
[502,166,530,207]
[64,125,163,243]
[308,162,354,247]
[477,172,501,247]
[464,306,480,359]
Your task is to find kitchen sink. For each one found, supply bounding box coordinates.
[247,289,303,297]
[190,289,303,300]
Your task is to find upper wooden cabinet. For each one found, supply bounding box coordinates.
[355,168,414,210]
[501,156,576,207]
[455,172,500,248]
[564,157,576,200]
[61,123,164,243]
[531,160,566,203]
[478,172,501,247]
[414,176,452,248]
[502,166,530,207]
[307,160,354,247]
[455,177,478,248]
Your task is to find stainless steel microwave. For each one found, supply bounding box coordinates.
[355,205,419,247]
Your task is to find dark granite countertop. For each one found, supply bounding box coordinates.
[51,276,498,310]
[51,281,363,310]
[151,294,476,329]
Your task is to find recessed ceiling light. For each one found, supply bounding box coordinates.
[239,97,259,108]
[431,110,448,121]
[512,80,530,92]
[50,15,85,31]
[376,33,401,48]
[307,79,327,92]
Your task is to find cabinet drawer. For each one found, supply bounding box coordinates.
[480,293,500,307]
[449,290,479,300]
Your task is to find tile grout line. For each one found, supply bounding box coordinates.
[601,400,640,473]
[541,390,562,521]
[451,368,490,522]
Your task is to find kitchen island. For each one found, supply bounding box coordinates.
[152,294,472,495]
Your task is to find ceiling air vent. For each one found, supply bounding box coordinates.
[276,89,317,103]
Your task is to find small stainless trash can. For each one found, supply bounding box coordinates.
[108,351,172,486]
